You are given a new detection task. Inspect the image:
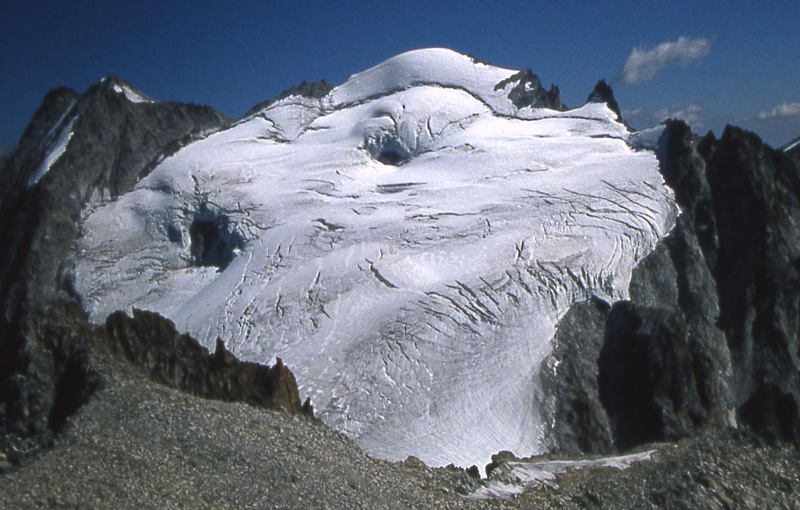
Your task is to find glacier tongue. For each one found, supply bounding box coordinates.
[74,49,678,470]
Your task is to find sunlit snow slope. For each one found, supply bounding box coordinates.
[75,48,678,469]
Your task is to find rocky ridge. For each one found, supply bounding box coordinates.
[244,79,336,117]
[544,120,800,456]
[493,69,563,110]
[105,307,309,414]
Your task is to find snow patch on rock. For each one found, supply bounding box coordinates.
[112,83,154,104]
[28,102,78,187]
[470,450,657,499]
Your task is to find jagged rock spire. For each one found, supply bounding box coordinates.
[587,79,623,123]
[494,69,563,110]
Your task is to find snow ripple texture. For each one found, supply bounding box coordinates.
[75,48,679,469]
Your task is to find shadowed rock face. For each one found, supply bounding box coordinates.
[598,299,724,450]
[541,297,614,454]
[547,120,800,454]
[0,302,99,464]
[544,234,732,454]
[701,125,800,442]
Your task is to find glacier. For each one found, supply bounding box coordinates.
[73,48,679,469]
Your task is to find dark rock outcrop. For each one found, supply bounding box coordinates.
[245,79,335,117]
[0,79,231,465]
[547,120,800,453]
[586,79,623,123]
[598,298,730,450]
[0,300,309,468]
[700,125,800,443]
[595,201,734,451]
[105,309,308,414]
[494,70,563,110]
[546,232,733,454]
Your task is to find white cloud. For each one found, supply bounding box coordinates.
[757,102,800,120]
[654,104,705,127]
[621,36,713,84]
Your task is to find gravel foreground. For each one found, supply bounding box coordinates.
[1,340,798,510]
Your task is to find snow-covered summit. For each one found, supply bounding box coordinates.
[328,48,519,111]
[249,48,617,144]
[73,49,678,470]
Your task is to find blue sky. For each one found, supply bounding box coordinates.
[2,0,799,156]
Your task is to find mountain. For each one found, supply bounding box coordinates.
[70,48,676,469]
[1,48,798,504]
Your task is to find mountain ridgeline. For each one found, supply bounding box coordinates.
[0,50,798,474]
[0,77,291,463]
